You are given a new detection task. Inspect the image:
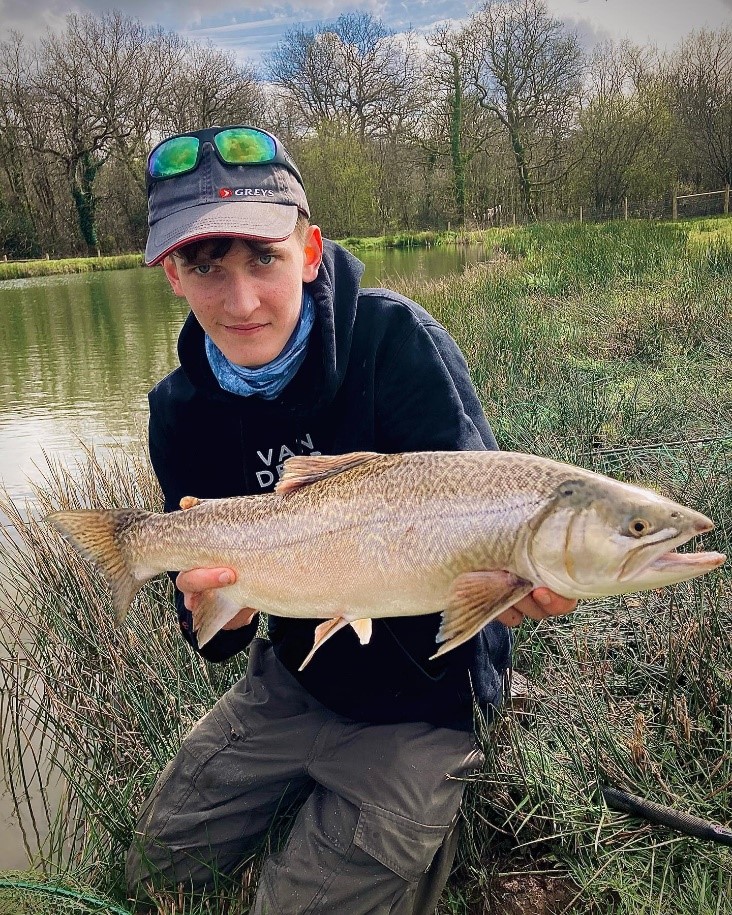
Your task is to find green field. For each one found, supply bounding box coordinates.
[1,217,730,914]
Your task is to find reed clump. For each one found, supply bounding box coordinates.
[1,216,731,914]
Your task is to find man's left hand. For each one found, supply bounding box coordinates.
[498,587,577,627]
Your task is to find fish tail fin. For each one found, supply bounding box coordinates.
[47,508,154,624]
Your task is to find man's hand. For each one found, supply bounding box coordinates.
[176,567,258,630]
[497,587,577,628]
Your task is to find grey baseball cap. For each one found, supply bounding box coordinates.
[145,139,310,265]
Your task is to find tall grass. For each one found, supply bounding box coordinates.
[1,217,731,913]
[405,217,732,913]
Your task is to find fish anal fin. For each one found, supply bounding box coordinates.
[349,618,372,645]
[431,570,533,660]
[299,617,350,670]
[276,452,381,495]
[47,509,152,624]
[194,588,250,647]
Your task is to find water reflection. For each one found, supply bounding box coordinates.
[0,243,489,503]
[0,268,188,501]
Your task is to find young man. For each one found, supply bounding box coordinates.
[125,125,575,913]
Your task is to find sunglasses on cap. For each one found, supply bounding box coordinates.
[146,125,304,189]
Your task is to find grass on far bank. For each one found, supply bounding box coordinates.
[0,253,143,281]
[1,212,730,280]
[0,215,731,914]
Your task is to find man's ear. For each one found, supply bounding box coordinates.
[161,255,185,296]
[302,226,323,283]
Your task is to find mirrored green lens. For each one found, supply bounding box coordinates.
[214,128,276,165]
[149,136,200,178]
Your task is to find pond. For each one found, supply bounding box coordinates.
[0,243,491,504]
[0,240,491,869]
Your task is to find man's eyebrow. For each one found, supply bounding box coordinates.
[247,240,279,255]
[174,252,224,265]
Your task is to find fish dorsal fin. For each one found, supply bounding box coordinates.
[276,452,381,495]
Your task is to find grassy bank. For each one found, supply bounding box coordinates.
[0,217,730,914]
[0,230,471,280]
[0,253,143,281]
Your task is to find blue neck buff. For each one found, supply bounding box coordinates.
[205,290,315,400]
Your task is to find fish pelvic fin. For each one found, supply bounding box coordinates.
[431,570,533,660]
[47,509,153,624]
[349,618,373,645]
[299,617,350,670]
[297,617,373,671]
[276,452,381,495]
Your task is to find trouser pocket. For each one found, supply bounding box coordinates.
[353,803,450,883]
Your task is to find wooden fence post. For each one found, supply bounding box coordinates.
[579,206,583,223]
[672,190,678,221]
[624,197,629,221]
[725,185,730,215]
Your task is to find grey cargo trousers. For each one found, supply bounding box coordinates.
[126,638,484,914]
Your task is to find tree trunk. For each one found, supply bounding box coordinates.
[70,151,100,253]
[449,54,466,224]
[508,125,535,221]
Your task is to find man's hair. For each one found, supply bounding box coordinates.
[172,213,311,264]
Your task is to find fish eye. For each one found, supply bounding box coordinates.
[629,518,652,537]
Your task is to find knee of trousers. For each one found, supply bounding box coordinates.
[263,796,452,900]
[125,830,237,899]
[257,798,454,915]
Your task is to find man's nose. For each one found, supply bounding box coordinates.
[224,273,258,317]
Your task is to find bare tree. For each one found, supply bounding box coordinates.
[465,0,584,219]
[575,41,673,214]
[0,32,75,254]
[28,11,162,253]
[160,43,265,137]
[422,24,500,223]
[672,27,732,188]
[267,12,420,140]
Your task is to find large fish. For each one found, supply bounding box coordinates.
[48,451,725,667]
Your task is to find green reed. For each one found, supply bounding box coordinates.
[1,216,731,913]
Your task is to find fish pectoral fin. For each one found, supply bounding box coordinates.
[431,570,533,660]
[298,617,351,671]
[276,452,381,495]
[194,587,248,648]
[349,618,373,645]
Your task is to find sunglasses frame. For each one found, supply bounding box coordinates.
[146,125,304,190]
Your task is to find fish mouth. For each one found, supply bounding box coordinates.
[620,539,726,587]
[646,549,726,575]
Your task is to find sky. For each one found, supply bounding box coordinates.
[1,0,730,66]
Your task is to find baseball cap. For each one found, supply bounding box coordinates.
[145,126,310,266]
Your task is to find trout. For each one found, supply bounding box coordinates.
[48,451,725,667]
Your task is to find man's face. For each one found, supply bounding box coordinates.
[162,226,323,367]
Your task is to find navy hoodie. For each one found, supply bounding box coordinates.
[148,240,511,730]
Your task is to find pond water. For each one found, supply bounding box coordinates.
[0,241,491,869]
[0,243,489,504]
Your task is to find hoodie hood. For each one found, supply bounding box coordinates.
[175,239,365,416]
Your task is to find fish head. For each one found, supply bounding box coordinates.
[524,474,725,598]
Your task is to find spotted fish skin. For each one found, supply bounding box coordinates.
[47,450,725,661]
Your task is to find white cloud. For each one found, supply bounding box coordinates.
[1,0,728,59]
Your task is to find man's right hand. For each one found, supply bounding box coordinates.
[176,567,258,630]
